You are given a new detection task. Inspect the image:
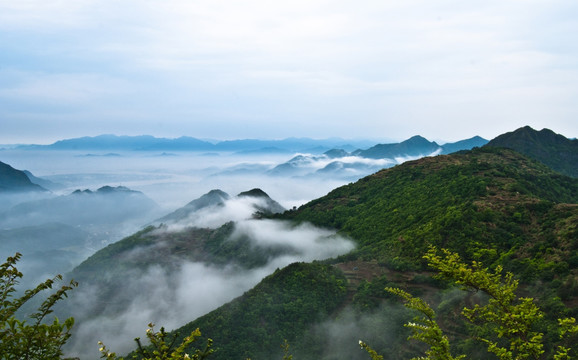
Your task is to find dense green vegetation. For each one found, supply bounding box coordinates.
[282,147,578,275]
[140,146,577,359]
[7,139,577,359]
[0,253,76,360]
[362,247,578,360]
[160,262,348,360]
[486,126,578,178]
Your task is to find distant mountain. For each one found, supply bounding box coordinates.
[22,170,65,191]
[440,135,488,154]
[0,185,161,230]
[233,147,292,155]
[18,135,380,154]
[324,148,350,158]
[352,135,441,159]
[154,189,231,224]
[485,126,578,177]
[155,188,285,226]
[237,188,286,215]
[267,154,328,177]
[213,138,378,153]
[19,134,215,151]
[315,160,389,179]
[266,135,479,180]
[0,160,47,193]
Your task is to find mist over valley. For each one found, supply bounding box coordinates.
[2,127,577,359]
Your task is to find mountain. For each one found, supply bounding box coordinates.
[71,189,287,280]
[0,185,161,232]
[213,138,378,153]
[159,146,578,359]
[154,188,284,226]
[352,135,441,159]
[0,160,47,193]
[22,170,65,191]
[440,135,488,154]
[22,134,215,151]
[324,148,350,158]
[267,154,324,177]
[154,189,231,224]
[485,126,578,177]
[266,135,476,180]
[58,188,320,356]
[237,188,286,215]
[17,135,379,154]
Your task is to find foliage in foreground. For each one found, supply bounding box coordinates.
[98,323,214,360]
[98,325,295,360]
[362,247,578,360]
[0,253,77,360]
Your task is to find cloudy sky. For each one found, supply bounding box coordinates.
[1,1,577,144]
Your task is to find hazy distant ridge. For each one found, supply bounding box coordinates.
[18,135,379,153]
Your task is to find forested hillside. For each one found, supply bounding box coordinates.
[8,140,577,359]
[284,147,577,274]
[165,146,578,359]
[486,126,578,178]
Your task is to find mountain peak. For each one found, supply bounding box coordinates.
[237,188,271,198]
[354,135,441,159]
[486,126,578,177]
[0,160,47,193]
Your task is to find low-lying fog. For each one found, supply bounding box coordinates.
[1,148,363,357]
[0,149,350,211]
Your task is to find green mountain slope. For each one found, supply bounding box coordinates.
[162,147,577,360]
[485,126,578,178]
[284,147,577,272]
[160,262,348,360]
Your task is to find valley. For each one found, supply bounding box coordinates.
[1,126,577,359]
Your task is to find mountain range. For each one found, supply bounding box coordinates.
[49,126,578,359]
[13,134,487,155]
[17,135,380,153]
[3,126,577,358]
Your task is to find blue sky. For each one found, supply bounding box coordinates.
[1,1,577,144]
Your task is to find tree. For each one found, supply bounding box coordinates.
[0,253,77,360]
[361,247,578,360]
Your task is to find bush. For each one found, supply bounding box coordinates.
[0,253,77,360]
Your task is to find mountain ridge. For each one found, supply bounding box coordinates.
[485,125,578,177]
[163,146,578,359]
[0,160,48,193]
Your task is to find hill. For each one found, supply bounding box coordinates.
[1,186,161,229]
[0,160,47,193]
[284,147,577,269]
[162,146,578,359]
[60,188,347,357]
[153,189,230,224]
[440,135,488,154]
[352,135,441,159]
[485,126,578,177]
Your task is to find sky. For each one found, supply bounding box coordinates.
[1,0,577,144]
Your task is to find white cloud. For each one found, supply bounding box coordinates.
[1,0,577,142]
